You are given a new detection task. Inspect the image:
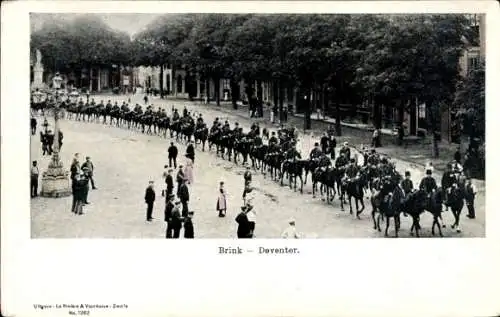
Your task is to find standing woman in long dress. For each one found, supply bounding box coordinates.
[216,181,227,217]
[184,156,194,185]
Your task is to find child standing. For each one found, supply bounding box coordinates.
[216,181,227,217]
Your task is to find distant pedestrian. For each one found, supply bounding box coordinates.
[184,156,194,185]
[58,129,63,151]
[40,132,48,156]
[243,166,252,186]
[144,94,148,105]
[216,182,227,217]
[164,194,175,238]
[144,180,156,222]
[81,167,91,204]
[46,130,54,154]
[171,200,183,238]
[31,117,37,135]
[81,156,97,190]
[31,161,39,198]
[186,141,195,163]
[464,176,477,219]
[281,218,300,239]
[176,165,184,196]
[246,203,256,238]
[183,211,195,239]
[70,153,81,182]
[73,172,86,215]
[320,132,329,154]
[168,142,178,168]
[178,178,190,217]
[164,167,174,200]
[329,135,337,160]
[454,147,462,164]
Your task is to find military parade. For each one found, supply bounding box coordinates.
[29,13,485,239]
[31,91,479,238]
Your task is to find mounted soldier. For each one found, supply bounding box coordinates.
[285,142,301,162]
[345,158,359,179]
[172,109,180,121]
[339,142,351,160]
[309,142,323,161]
[268,131,278,147]
[335,152,349,168]
[419,168,438,208]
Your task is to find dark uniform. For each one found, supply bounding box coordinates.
[168,143,178,168]
[144,184,156,221]
[345,161,359,178]
[339,146,351,160]
[186,144,195,163]
[165,173,174,200]
[183,212,194,239]
[464,181,476,219]
[419,174,437,194]
[401,178,414,196]
[164,197,175,238]
[178,182,190,217]
[335,154,348,168]
[309,147,323,160]
[269,135,278,147]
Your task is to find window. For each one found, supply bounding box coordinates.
[467,56,480,73]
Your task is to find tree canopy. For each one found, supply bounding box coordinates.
[31,14,133,72]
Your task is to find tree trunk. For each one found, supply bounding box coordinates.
[426,98,440,158]
[273,79,279,115]
[205,78,210,104]
[244,76,253,102]
[256,80,263,104]
[278,79,284,123]
[159,65,164,98]
[214,76,221,106]
[230,78,239,110]
[373,96,382,129]
[335,101,342,136]
[304,87,312,130]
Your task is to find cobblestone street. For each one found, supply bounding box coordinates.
[31,94,485,238]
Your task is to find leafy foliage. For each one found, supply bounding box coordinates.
[31,15,132,71]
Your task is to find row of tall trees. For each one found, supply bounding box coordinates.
[133,14,475,146]
[31,14,483,155]
[31,14,133,87]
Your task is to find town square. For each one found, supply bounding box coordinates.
[29,13,486,238]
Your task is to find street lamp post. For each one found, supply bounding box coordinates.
[40,73,71,198]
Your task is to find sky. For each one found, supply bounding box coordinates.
[30,13,163,36]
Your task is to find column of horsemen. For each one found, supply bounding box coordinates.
[35,97,476,237]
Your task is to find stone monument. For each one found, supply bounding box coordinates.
[33,49,44,89]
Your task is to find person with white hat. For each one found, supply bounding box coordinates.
[281,218,300,239]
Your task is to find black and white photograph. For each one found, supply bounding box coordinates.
[3,2,499,317]
[28,12,486,239]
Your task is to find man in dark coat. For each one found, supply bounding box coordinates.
[31,160,39,198]
[46,130,54,155]
[419,169,437,195]
[454,147,462,164]
[81,167,91,204]
[178,178,190,217]
[329,135,337,160]
[144,181,156,222]
[164,194,176,238]
[186,141,195,163]
[464,176,477,219]
[339,142,351,160]
[320,132,329,154]
[31,117,37,135]
[168,142,178,168]
[243,166,252,185]
[58,130,63,151]
[183,211,195,239]
[40,131,48,156]
[235,206,251,238]
[171,201,183,238]
[164,168,174,202]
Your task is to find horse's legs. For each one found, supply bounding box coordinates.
[394,215,400,237]
[349,196,353,215]
[376,213,382,232]
[372,206,378,230]
[385,216,390,237]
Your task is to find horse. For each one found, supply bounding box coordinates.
[446,184,465,233]
[340,176,366,218]
[371,183,404,237]
[194,126,209,151]
[407,189,445,237]
[280,159,307,193]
